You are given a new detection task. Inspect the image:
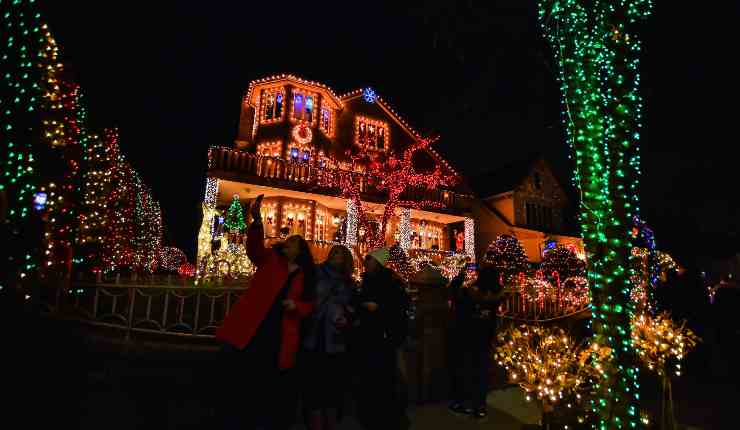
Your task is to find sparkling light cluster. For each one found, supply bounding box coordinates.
[631,312,700,377]
[495,324,612,409]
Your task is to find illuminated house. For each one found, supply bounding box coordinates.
[470,155,584,263]
[201,74,475,265]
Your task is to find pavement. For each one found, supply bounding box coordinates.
[293,387,541,430]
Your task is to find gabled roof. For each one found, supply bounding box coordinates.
[341,88,463,180]
[470,153,543,199]
[244,74,344,110]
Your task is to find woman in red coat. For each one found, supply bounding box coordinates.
[216,194,316,430]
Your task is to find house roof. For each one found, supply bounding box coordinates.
[242,74,464,181]
[244,74,344,110]
[341,89,463,180]
[470,153,543,199]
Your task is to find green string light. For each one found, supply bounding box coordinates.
[538,0,652,427]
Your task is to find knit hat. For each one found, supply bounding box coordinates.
[366,247,391,267]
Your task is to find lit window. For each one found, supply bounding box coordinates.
[355,116,389,151]
[260,88,285,123]
[305,96,314,123]
[320,107,332,136]
[257,141,282,157]
[293,94,303,120]
[291,89,319,124]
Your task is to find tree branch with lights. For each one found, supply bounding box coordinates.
[317,137,455,250]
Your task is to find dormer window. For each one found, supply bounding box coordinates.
[292,89,318,124]
[355,116,389,151]
[260,88,285,123]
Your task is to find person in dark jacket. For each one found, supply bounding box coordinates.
[301,244,356,430]
[447,264,504,420]
[351,248,411,430]
[215,194,316,430]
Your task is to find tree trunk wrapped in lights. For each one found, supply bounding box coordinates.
[317,137,455,250]
[538,0,653,427]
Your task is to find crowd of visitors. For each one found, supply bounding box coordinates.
[214,194,504,429]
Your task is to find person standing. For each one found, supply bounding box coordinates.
[215,194,316,430]
[350,248,411,430]
[301,245,356,430]
[447,264,504,421]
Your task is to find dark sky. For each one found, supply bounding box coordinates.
[44,1,739,266]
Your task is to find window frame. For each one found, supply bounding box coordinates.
[354,116,389,152]
[259,87,286,124]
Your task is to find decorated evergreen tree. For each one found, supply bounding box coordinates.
[131,173,162,272]
[484,235,528,283]
[1,1,59,284]
[540,245,585,280]
[77,129,118,271]
[37,81,86,277]
[224,195,246,232]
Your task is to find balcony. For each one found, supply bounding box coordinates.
[207,146,473,215]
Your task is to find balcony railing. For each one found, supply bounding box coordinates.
[208,146,473,213]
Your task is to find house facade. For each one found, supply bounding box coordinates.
[471,156,584,263]
[201,75,476,265]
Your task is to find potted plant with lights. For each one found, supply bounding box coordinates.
[495,324,612,429]
[631,312,700,430]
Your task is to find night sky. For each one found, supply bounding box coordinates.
[44,1,739,266]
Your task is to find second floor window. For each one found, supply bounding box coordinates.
[355,116,389,151]
[525,202,554,231]
[261,89,284,123]
[292,90,317,123]
[320,107,332,136]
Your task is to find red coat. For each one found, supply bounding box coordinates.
[215,222,314,369]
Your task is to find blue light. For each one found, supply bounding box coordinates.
[33,192,47,210]
[302,150,310,161]
[362,87,377,103]
[545,240,557,250]
[291,148,299,159]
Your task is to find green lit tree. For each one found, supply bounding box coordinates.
[224,195,246,232]
[538,0,652,427]
[1,1,59,284]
